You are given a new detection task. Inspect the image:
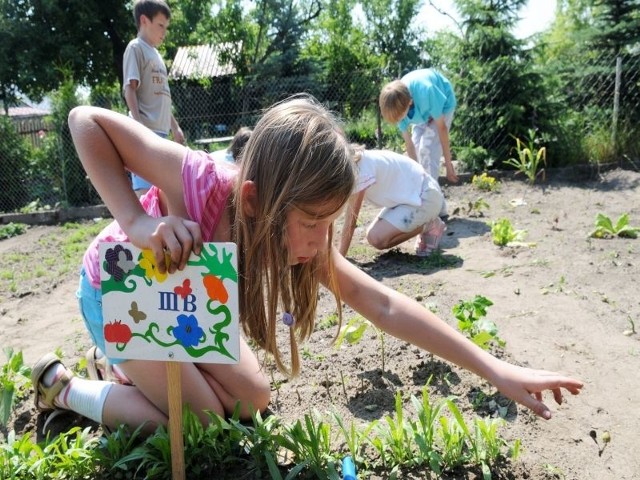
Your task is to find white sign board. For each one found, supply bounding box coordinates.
[99,242,239,363]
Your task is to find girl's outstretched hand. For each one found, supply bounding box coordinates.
[490,361,583,419]
[127,214,203,274]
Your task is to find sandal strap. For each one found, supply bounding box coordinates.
[38,370,73,410]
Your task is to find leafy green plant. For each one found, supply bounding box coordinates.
[589,213,639,239]
[277,410,339,477]
[452,296,505,350]
[0,223,27,241]
[0,351,521,478]
[490,218,527,246]
[0,348,31,427]
[471,173,500,192]
[465,197,490,217]
[455,143,493,172]
[503,129,547,184]
[336,316,386,373]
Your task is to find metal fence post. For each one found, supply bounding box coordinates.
[612,56,622,157]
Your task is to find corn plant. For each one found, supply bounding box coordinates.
[436,405,468,470]
[503,129,547,185]
[330,410,373,467]
[470,417,511,479]
[229,408,283,475]
[94,423,146,478]
[38,426,100,479]
[590,213,639,239]
[370,391,415,468]
[0,430,44,480]
[452,295,505,351]
[0,348,32,427]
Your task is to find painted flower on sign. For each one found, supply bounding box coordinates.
[203,274,228,303]
[104,245,135,281]
[139,249,168,283]
[172,314,204,348]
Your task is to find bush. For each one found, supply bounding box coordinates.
[0,116,31,213]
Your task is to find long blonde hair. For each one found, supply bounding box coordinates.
[233,95,355,376]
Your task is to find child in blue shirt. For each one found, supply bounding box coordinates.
[379,69,458,217]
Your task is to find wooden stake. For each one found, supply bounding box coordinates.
[167,362,185,480]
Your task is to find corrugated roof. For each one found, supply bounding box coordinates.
[7,106,50,118]
[169,44,239,80]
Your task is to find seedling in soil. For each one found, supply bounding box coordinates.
[452,295,506,351]
[489,218,528,247]
[463,197,490,217]
[336,316,386,373]
[589,213,639,239]
[0,348,31,426]
[503,129,547,185]
[623,316,636,336]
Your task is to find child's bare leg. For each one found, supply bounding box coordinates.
[101,384,168,434]
[196,339,271,419]
[118,338,269,425]
[366,218,422,250]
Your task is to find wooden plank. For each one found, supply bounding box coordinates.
[194,136,234,145]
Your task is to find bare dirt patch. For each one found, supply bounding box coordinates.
[1,168,639,479]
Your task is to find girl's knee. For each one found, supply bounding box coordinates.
[250,376,272,413]
[366,231,388,250]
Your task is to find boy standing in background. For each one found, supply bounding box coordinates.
[123,0,184,196]
[379,68,458,218]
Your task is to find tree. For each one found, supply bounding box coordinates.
[588,0,640,55]
[538,0,640,164]
[360,0,423,74]
[0,0,132,100]
[435,0,559,170]
[303,0,380,117]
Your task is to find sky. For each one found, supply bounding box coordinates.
[418,0,558,39]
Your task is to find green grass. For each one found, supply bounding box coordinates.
[0,219,110,295]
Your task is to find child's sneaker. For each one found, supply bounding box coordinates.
[415,234,429,257]
[415,217,446,256]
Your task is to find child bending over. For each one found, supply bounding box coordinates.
[339,146,446,257]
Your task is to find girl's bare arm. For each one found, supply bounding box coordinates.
[331,248,583,419]
[68,106,201,271]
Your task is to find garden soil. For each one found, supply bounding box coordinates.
[1,167,639,479]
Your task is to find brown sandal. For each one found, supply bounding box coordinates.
[31,353,73,411]
[85,346,133,385]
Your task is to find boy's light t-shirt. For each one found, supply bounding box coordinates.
[398,69,456,133]
[122,36,172,134]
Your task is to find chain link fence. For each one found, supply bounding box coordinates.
[1,51,639,215]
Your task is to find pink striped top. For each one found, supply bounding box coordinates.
[82,149,237,288]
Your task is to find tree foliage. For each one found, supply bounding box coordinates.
[0,0,132,102]
[434,0,559,170]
